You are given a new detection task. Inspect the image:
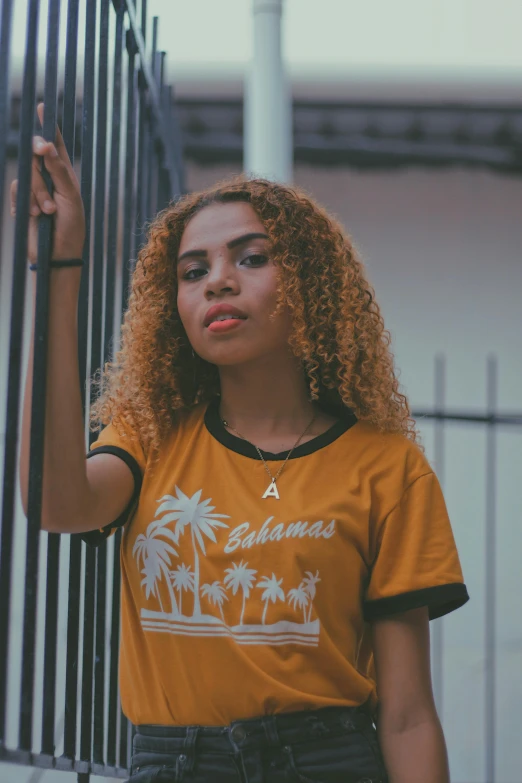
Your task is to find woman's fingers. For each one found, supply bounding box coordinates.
[36,103,74,174]
[9,105,86,261]
[10,105,84,236]
[10,171,55,219]
[31,157,56,214]
[30,190,41,216]
[10,138,64,218]
[32,134,77,198]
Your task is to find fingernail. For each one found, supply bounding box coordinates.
[43,200,54,211]
[31,205,40,215]
[36,141,45,152]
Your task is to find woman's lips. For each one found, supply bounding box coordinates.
[207,318,246,334]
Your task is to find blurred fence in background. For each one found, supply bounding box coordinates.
[414,356,522,783]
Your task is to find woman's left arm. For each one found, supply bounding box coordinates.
[371,606,450,783]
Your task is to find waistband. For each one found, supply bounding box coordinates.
[134,704,375,755]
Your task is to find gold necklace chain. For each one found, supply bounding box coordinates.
[221,411,317,500]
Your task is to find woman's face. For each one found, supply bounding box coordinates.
[177,201,293,367]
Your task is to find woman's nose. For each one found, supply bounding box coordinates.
[204,259,238,296]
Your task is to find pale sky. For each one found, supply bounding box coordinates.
[148,0,522,76]
[7,0,522,98]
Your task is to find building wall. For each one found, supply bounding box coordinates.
[1,160,521,782]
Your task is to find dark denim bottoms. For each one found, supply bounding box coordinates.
[128,704,388,783]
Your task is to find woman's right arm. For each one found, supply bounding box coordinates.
[16,103,134,534]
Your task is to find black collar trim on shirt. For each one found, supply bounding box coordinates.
[204,397,357,461]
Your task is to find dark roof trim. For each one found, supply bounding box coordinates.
[177,97,522,173]
[7,96,522,173]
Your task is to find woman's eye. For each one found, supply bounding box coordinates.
[241,254,268,266]
[183,267,206,280]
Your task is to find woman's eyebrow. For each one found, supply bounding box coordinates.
[177,232,269,263]
[227,232,269,249]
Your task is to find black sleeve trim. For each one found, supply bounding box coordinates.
[363,582,470,622]
[77,446,143,548]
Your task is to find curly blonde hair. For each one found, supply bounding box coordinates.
[89,175,419,463]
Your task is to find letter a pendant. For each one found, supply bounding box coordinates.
[262,480,280,500]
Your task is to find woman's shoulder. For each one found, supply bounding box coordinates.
[164,401,209,443]
[349,419,432,478]
[119,401,209,459]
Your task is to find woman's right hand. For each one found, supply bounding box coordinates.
[9,102,86,263]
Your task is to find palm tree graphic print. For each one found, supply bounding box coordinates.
[257,574,285,624]
[224,560,257,625]
[136,487,323,646]
[170,564,195,616]
[133,517,180,614]
[287,582,310,623]
[201,581,229,621]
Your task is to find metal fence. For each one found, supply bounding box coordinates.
[0,0,183,779]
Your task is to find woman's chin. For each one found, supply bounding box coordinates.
[197,346,252,367]
[199,344,271,368]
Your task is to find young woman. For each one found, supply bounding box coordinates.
[17,108,469,783]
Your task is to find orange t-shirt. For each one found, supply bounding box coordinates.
[81,399,469,726]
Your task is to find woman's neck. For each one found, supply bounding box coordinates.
[217,353,316,439]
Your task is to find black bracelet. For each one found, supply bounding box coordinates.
[29,258,84,271]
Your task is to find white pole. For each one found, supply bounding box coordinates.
[244,0,292,183]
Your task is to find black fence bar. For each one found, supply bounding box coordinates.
[133,0,146,252]
[150,47,167,215]
[147,16,159,219]
[0,0,14,252]
[93,543,107,764]
[411,410,522,426]
[141,0,148,45]
[75,7,97,766]
[103,6,126,766]
[20,0,61,751]
[103,0,125,383]
[61,0,81,763]
[119,707,129,771]
[79,546,96,764]
[40,8,82,754]
[115,27,136,759]
[74,0,98,756]
[90,0,110,766]
[134,92,145,249]
[0,0,40,747]
[168,87,185,196]
[41,529,60,756]
[77,0,98,419]
[62,0,80,158]
[136,71,150,249]
[124,0,179,183]
[107,529,123,767]
[63,535,82,760]
[121,27,138,313]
